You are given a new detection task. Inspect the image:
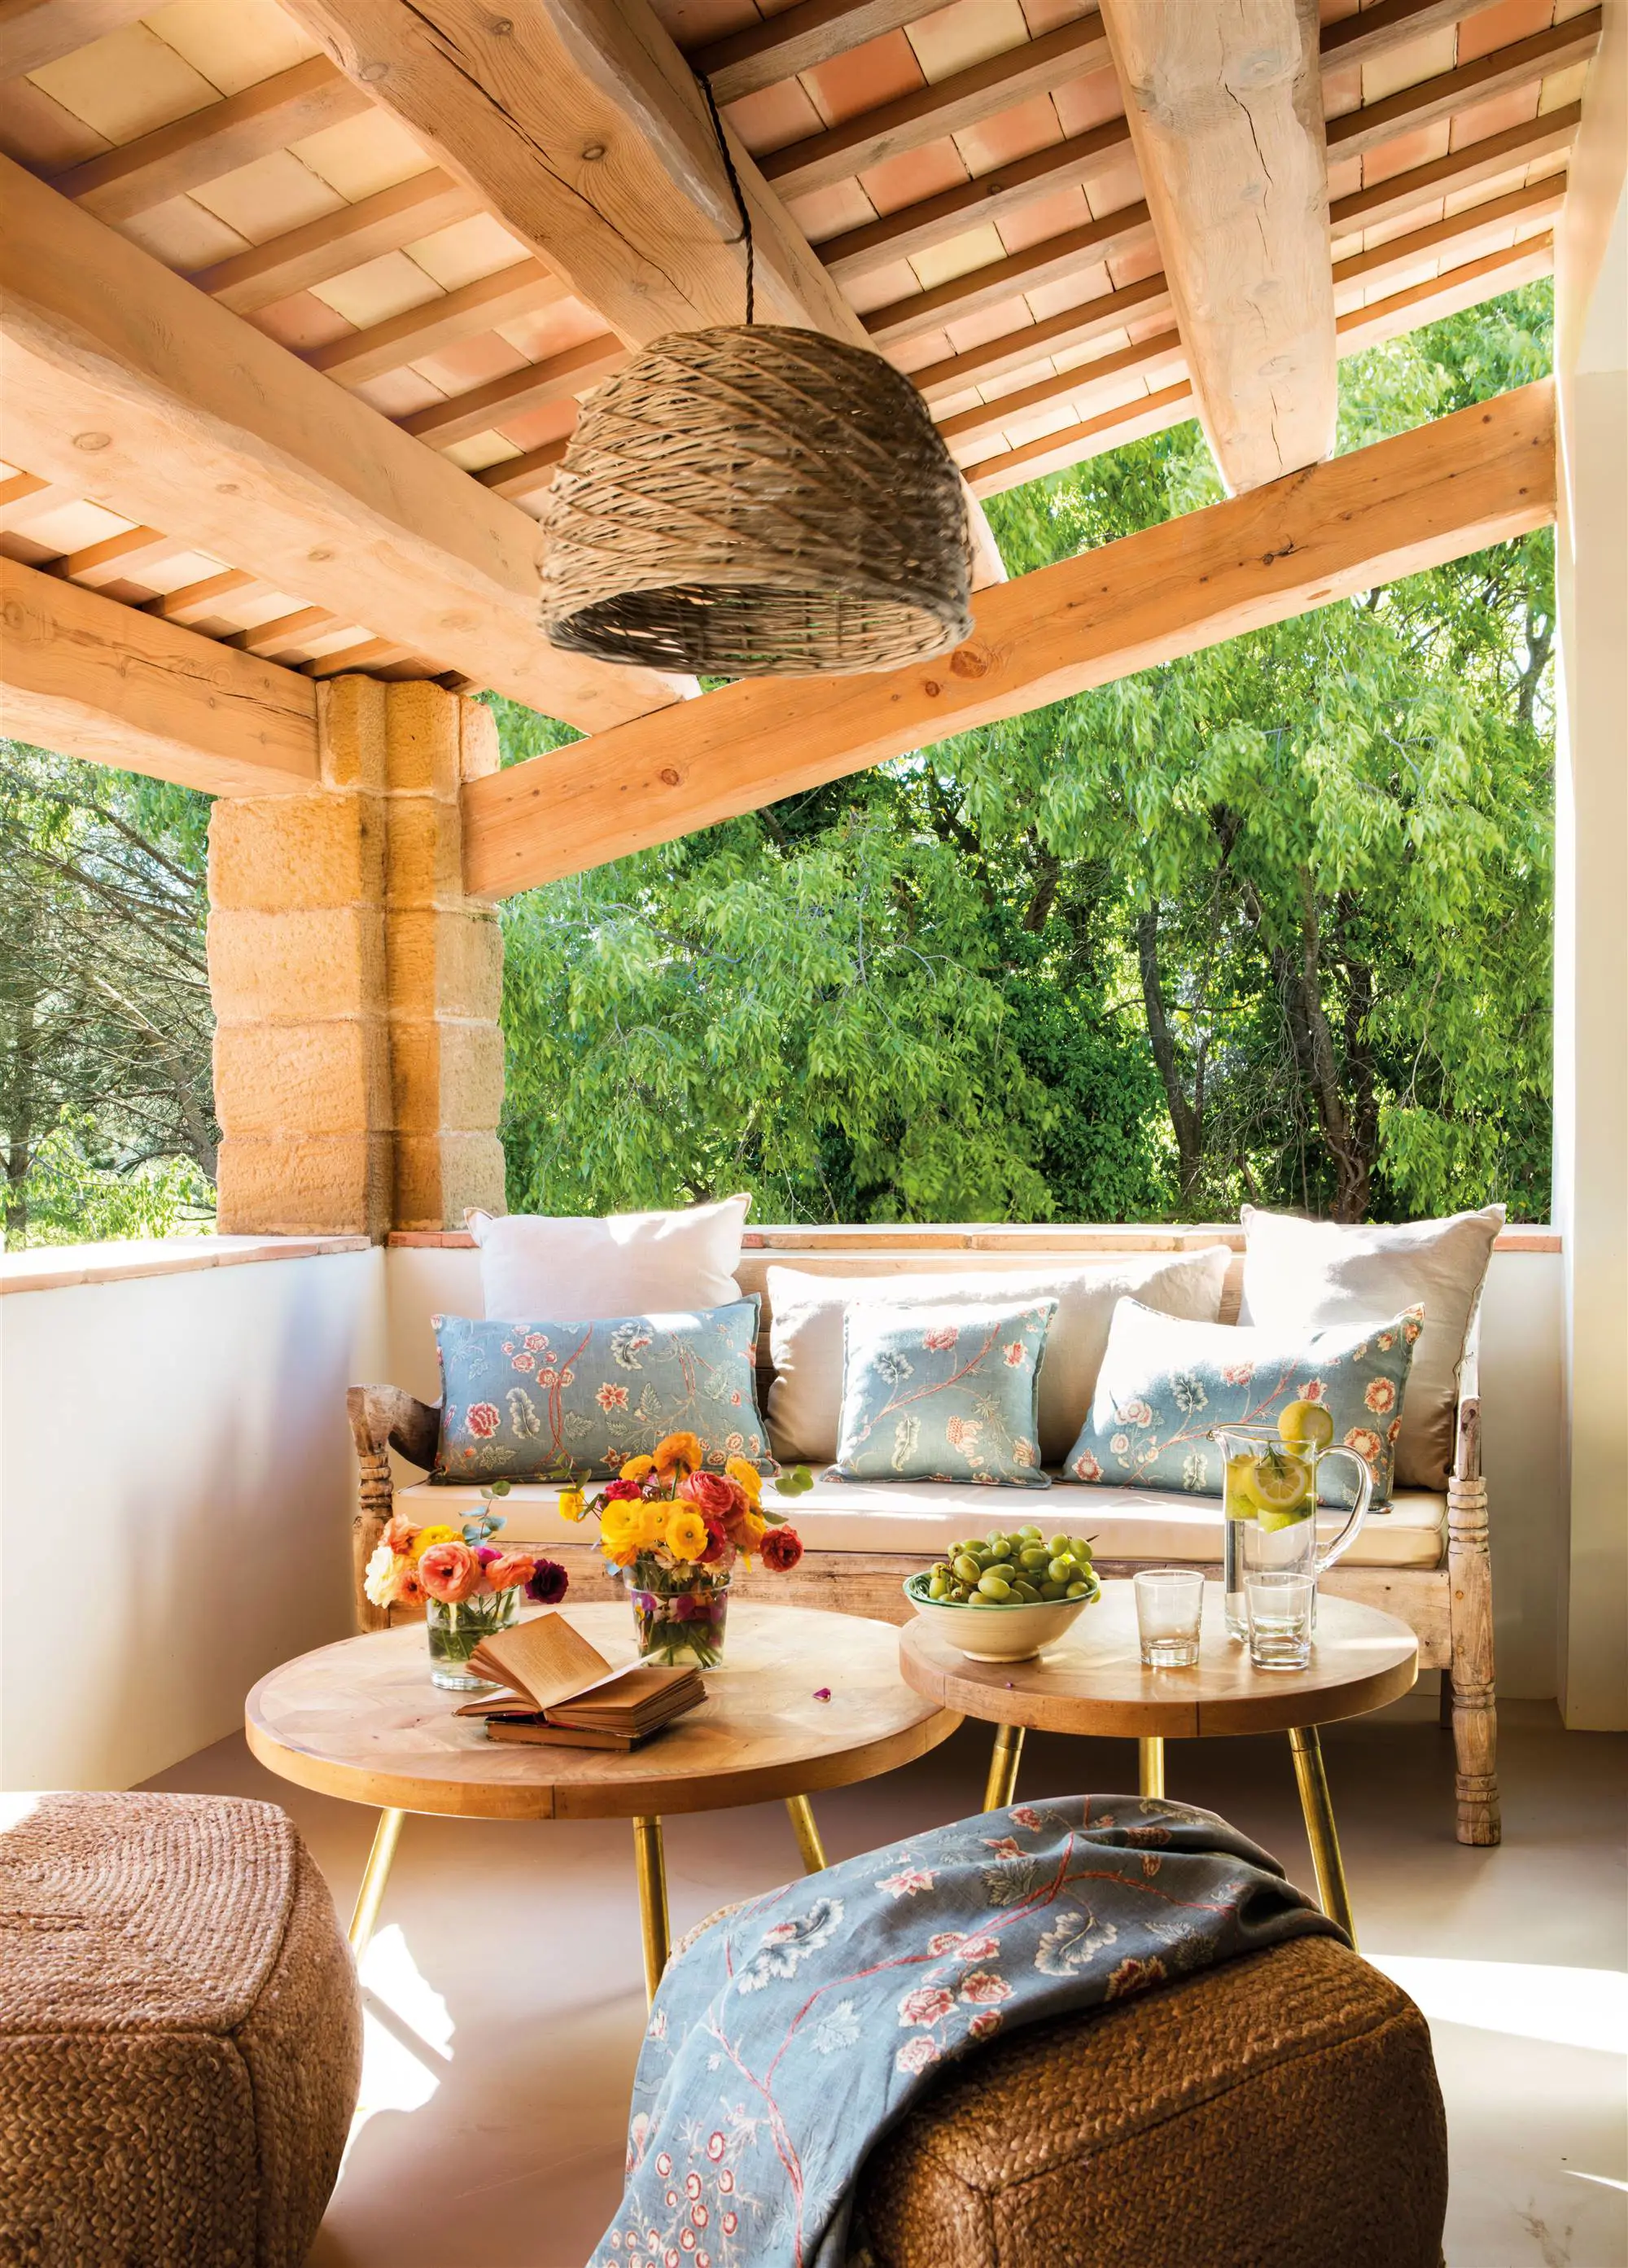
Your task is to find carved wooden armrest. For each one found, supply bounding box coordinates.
[1451,1296,1482,1488]
[346,1385,440,1631]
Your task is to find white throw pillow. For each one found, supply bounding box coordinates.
[765,1248,1231,1466]
[1239,1203,1503,1491]
[468,1196,751,1321]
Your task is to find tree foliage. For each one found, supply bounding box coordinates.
[495,287,1556,1224]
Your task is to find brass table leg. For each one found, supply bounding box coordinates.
[632,1815,671,2005]
[983,1723,1025,1810]
[1289,1726,1357,1946]
[785,1794,827,1873]
[1138,1736,1166,1799]
[348,1806,405,1955]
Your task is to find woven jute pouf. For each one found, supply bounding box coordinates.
[856,1934,1446,2267]
[0,1792,361,2266]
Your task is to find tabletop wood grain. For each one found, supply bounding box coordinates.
[246,1602,961,1821]
[898,1580,1417,1737]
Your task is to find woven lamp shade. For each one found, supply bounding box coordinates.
[536,326,974,676]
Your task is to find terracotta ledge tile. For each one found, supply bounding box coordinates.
[0,1233,373,1296]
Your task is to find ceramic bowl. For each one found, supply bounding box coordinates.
[902,1571,1099,1662]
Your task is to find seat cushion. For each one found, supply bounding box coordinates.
[857,1933,1447,2268]
[0,1791,361,2268]
[405,1474,1446,1568]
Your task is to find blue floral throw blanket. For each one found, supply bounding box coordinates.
[590,1796,1339,2268]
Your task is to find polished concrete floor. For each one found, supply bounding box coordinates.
[147,1696,1626,2268]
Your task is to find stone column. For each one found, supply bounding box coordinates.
[208,676,505,1237]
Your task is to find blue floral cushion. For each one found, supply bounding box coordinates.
[1063,1298,1422,1505]
[431,1299,770,1482]
[832,1298,1057,1487]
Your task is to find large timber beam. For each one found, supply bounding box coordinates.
[464,383,1555,897]
[1101,0,1337,495]
[282,0,866,348]
[0,155,685,733]
[0,555,319,796]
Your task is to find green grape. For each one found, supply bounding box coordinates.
[1040,1579,1068,1601]
[976,1574,1013,1600]
[1013,1579,1040,1603]
[1048,1534,1070,1556]
[1066,1579,1090,1598]
[1070,1538,1095,1562]
[927,1574,948,1599]
[982,1562,1015,1586]
[1017,1544,1050,1571]
[1019,1525,1043,1541]
[952,1554,982,1583]
[1048,1557,1075,1583]
[969,1591,999,1607]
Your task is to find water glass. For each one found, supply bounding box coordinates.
[1245,1571,1315,1671]
[1135,1568,1205,1668]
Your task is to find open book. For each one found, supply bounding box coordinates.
[453,1612,705,1750]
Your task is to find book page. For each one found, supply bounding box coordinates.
[468,1613,624,1714]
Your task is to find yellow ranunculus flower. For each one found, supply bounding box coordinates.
[619,1456,656,1484]
[599,1500,638,1552]
[409,1524,460,1562]
[631,1500,668,1552]
[557,1487,586,1523]
[666,1508,707,1561]
[725,1456,763,1503]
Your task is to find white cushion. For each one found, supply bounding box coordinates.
[1240,1203,1502,1491]
[764,1249,1230,1466]
[467,1196,751,1321]
[400,1474,1445,1570]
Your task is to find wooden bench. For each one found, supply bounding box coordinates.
[348,1224,1498,1846]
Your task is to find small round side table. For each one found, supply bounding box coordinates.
[899,1578,1417,1943]
[248,1602,960,2002]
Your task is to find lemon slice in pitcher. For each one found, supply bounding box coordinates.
[1247,1447,1313,1526]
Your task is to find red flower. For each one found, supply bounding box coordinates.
[525,1559,569,1605]
[601,1478,646,1501]
[697,1512,732,1565]
[760,1526,803,1573]
[466,1403,500,1439]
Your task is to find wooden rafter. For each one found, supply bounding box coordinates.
[935,332,1185,451]
[1319,0,1508,71]
[187,171,484,317]
[0,155,689,730]
[761,14,1114,200]
[911,274,1174,405]
[304,261,568,387]
[0,555,319,797]
[1328,106,1580,238]
[1327,11,1601,164]
[398,334,628,449]
[462,382,1555,897]
[690,0,927,104]
[49,525,197,590]
[282,0,866,347]
[1101,0,1335,493]
[863,203,1155,347]
[48,56,374,223]
[0,0,148,81]
[965,379,1195,498]
[1333,177,1565,300]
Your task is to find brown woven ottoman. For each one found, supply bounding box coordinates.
[856,1934,1446,2268]
[0,1792,362,2267]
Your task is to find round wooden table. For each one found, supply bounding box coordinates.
[247,1602,960,1999]
[898,1579,1417,1942]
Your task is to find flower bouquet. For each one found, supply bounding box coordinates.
[560,1434,809,1669]
[363,1480,570,1691]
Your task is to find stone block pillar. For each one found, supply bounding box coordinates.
[208,677,506,1237]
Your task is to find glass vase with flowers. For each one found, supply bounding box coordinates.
[362,1479,571,1691]
[561,1433,811,1670]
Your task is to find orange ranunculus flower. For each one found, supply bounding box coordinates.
[418,1539,482,1604]
[382,1514,418,1557]
[484,1551,536,1593]
[619,1455,656,1484]
[654,1432,704,1479]
[724,1456,763,1504]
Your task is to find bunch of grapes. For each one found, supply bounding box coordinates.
[921,1526,1098,1608]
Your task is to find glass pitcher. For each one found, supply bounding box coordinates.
[1214,1426,1372,1642]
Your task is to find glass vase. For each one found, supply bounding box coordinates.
[624,1570,731,1670]
[426,1586,521,1691]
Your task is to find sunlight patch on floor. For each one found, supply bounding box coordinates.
[1369,1954,1628,2056]
[340,1926,453,2170]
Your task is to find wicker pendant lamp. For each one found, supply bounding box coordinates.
[536,90,973,677]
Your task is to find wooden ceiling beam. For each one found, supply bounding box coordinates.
[186,170,484,317]
[1319,0,1508,73]
[304,259,569,386]
[1328,105,1579,239]
[145,568,258,625]
[1101,0,1336,494]
[935,329,1184,449]
[1332,175,1565,299]
[474,437,571,502]
[863,202,1155,347]
[966,379,1194,497]
[49,524,198,589]
[691,0,927,104]
[399,332,626,449]
[48,56,374,223]
[0,554,319,797]
[281,0,867,347]
[909,273,1174,405]
[1328,11,1601,165]
[0,155,691,729]
[761,13,1114,200]
[463,383,1555,896]
[0,0,148,81]
[818,116,1136,285]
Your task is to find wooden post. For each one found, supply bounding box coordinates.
[1447,1390,1500,1846]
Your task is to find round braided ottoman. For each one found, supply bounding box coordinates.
[0,1792,361,2266]
[854,1933,1446,2267]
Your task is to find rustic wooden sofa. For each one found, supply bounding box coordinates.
[348,1224,1499,1846]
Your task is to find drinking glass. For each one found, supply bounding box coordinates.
[1245,1571,1315,1670]
[1135,1567,1205,1667]
[1215,1428,1373,1641]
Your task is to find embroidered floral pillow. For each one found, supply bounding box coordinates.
[832,1298,1057,1488]
[431,1299,770,1482]
[1063,1298,1421,1505]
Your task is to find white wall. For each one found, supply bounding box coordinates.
[0,1245,384,1788]
[382,1240,1569,1701]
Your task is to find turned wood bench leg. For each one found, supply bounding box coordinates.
[1447,1465,1501,1846]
